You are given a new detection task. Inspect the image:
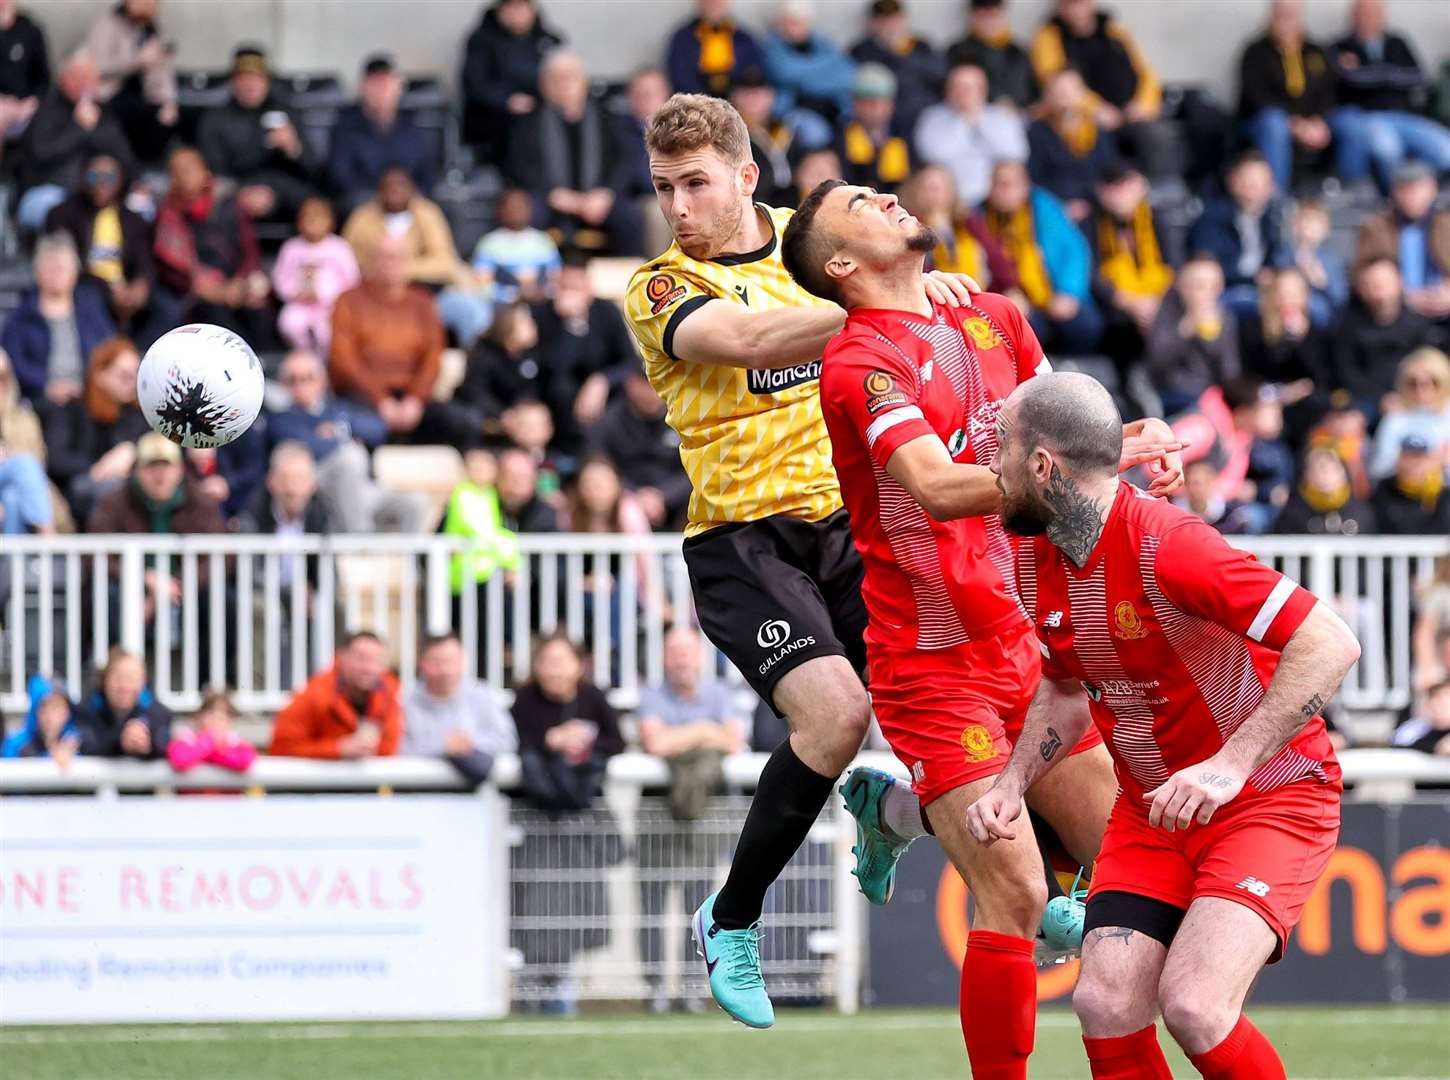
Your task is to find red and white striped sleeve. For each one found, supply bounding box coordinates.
[819,338,932,469]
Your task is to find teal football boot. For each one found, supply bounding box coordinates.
[839,766,916,905]
[692,892,774,1029]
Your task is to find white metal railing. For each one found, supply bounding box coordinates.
[0,533,1446,717]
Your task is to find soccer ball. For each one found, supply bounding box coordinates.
[137,324,265,449]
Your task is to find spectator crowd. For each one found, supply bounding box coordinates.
[2,0,1450,752]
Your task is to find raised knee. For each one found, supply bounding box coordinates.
[1158,982,1236,1052]
[791,683,870,768]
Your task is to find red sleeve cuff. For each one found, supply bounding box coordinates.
[867,408,933,467]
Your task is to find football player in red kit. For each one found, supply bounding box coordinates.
[780,181,1184,1080]
[970,371,1360,1080]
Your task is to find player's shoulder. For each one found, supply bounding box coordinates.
[962,290,1021,323]
[823,314,905,373]
[1116,484,1224,554]
[626,249,717,311]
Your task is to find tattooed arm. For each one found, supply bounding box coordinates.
[1145,601,1360,832]
[966,675,1094,844]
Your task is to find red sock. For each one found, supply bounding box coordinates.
[1083,1024,1174,1079]
[960,930,1036,1080]
[1188,1015,1286,1080]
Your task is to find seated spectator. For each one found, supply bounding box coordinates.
[899,164,1018,291]
[589,364,691,530]
[1240,267,1329,444]
[1187,150,1291,320]
[1327,0,1450,193]
[848,0,944,136]
[1355,162,1450,327]
[330,234,478,446]
[946,0,1036,110]
[983,159,1102,354]
[636,626,747,1010]
[268,348,422,534]
[1370,347,1450,479]
[616,67,674,256]
[458,302,545,428]
[1332,256,1447,423]
[41,336,148,521]
[12,51,134,234]
[506,50,643,257]
[729,66,795,209]
[512,632,624,812]
[1175,458,1261,535]
[470,188,561,302]
[665,0,762,98]
[443,444,522,598]
[1272,445,1376,535]
[1147,255,1241,415]
[1372,433,1450,535]
[1029,0,1167,174]
[44,153,153,333]
[1288,197,1347,327]
[1089,160,1173,369]
[835,63,912,193]
[150,146,272,348]
[2,232,114,406]
[497,445,560,533]
[1413,558,1450,693]
[1028,68,1118,220]
[565,454,646,534]
[403,632,517,785]
[1173,377,1292,532]
[166,689,257,773]
[0,675,78,763]
[75,647,171,759]
[534,258,640,452]
[762,1,855,150]
[237,438,332,540]
[792,146,843,207]
[914,61,1027,210]
[1306,392,1373,497]
[1236,0,1336,193]
[83,0,178,163]
[0,0,48,148]
[270,630,402,759]
[1394,679,1450,756]
[196,45,316,225]
[0,347,60,534]
[273,196,360,355]
[327,53,435,213]
[460,0,563,163]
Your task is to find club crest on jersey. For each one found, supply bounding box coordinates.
[1113,601,1151,640]
[864,370,908,414]
[962,317,1003,350]
[960,724,997,763]
[646,273,687,315]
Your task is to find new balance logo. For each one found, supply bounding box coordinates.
[1236,877,1271,898]
[919,359,934,383]
[1043,611,1064,628]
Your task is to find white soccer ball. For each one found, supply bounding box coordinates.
[137,323,265,449]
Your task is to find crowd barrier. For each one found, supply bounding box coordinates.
[0,533,1446,718]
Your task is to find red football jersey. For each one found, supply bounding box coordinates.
[819,292,1046,651]
[1018,481,1340,808]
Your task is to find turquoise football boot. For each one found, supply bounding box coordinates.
[839,766,916,905]
[1037,870,1088,963]
[692,892,774,1029]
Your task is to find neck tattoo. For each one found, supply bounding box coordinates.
[1045,470,1108,568]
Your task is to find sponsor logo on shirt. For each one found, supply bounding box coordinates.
[1080,677,1167,706]
[748,361,821,394]
[947,428,967,456]
[962,316,1004,351]
[646,273,687,315]
[1113,601,1151,640]
[960,724,997,763]
[757,618,818,676]
[864,370,909,414]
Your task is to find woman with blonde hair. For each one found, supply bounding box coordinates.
[1369,347,1450,480]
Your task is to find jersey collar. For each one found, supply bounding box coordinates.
[710,204,777,266]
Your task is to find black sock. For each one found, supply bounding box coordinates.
[710,737,837,930]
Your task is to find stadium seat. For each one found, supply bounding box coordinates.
[372,444,465,528]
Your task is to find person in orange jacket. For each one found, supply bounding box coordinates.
[269,630,403,759]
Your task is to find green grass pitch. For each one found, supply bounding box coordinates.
[5,1005,1445,1079]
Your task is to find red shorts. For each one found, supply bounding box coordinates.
[1088,779,1342,958]
[869,620,1102,806]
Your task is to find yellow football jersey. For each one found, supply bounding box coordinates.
[625,204,843,537]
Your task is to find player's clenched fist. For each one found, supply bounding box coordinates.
[966,782,1025,845]
[1144,760,1247,832]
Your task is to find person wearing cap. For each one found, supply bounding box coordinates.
[946,0,1036,111]
[197,44,317,226]
[1326,0,1450,194]
[326,53,434,214]
[1372,432,1450,534]
[848,0,944,135]
[665,0,764,99]
[763,0,856,151]
[1368,347,1450,481]
[728,65,795,209]
[834,62,911,193]
[914,60,1027,210]
[1355,162,1450,326]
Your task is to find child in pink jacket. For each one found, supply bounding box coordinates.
[167,690,258,773]
[273,197,360,355]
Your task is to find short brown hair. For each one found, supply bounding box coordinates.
[645,93,750,166]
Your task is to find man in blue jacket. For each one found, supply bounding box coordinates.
[326,54,436,214]
[1187,150,1291,321]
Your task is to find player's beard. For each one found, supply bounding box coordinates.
[685,195,749,260]
[906,224,937,253]
[1000,488,1054,537]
